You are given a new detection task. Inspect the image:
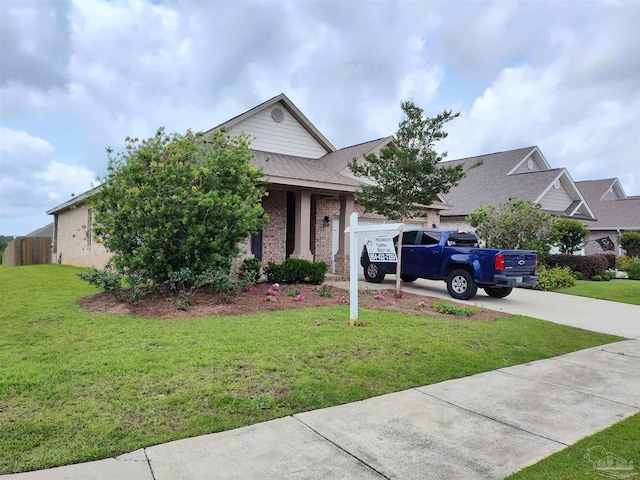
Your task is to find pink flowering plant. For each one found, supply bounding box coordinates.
[294,294,305,302]
[375,294,385,301]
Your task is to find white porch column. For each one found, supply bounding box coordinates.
[292,190,313,260]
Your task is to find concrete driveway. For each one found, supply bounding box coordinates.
[330,277,640,339]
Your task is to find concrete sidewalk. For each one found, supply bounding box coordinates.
[330,277,640,339]
[4,339,639,480]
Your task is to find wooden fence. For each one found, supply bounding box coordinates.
[2,237,52,266]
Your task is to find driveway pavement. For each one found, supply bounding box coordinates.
[331,277,640,339]
[4,339,638,480]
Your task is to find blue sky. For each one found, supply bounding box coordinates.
[1,0,639,235]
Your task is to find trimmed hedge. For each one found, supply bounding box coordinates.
[547,254,608,280]
[264,258,328,284]
[595,253,616,270]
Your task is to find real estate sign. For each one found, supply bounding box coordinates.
[364,232,397,263]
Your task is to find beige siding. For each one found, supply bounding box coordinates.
[539,182,573,211]
[55,203,111,268]
[229,102,328,158]
[602,188,621,201]
[512,155,543,174]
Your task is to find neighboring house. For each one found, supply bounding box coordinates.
[575,178,640,255]
[438,146,596,231]
[47,94,448,275]
[26,222,54,239]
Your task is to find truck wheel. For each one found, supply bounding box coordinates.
[446,269,478,300]
[364,263,385,283]
[484,286,513,298]
[400,274,417,283]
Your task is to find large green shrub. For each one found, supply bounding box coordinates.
[91,128,267,289]
[626,258,640,280]
[532,266,576,291]
[620,231,640,257]
[547,254,608,280]
[552,217,589,254]
[264,258,327,284]
[467,198,554,259]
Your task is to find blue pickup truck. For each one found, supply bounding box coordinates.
[361,229,538,300]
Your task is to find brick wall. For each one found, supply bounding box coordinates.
[262,190,287,264]
[55,203,112,268]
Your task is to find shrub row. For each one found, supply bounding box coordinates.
[546,254,607,280]
[531,265,576,291]
[264,258,327,284]
[594,253,616,270]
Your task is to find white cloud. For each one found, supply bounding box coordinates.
[0,128,96,234]
[1,0,638,235]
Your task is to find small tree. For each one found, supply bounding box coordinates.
[620,231,640,257]
[553,217,589,254]
[349,101,465,296]
[467,198,554,259]
[92,128,267,289]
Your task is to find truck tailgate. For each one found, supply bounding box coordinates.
[502,251,537,274]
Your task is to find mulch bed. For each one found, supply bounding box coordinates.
[77,282,509,321]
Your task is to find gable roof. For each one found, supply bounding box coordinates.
[439,146,595,220]
[26,223,53,238]
[208,93,336,154]
[321,136,393,174]
[576,179,640,230]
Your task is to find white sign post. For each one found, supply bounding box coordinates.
[345,212,403,326]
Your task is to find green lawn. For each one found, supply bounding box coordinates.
[555,279,640,305]
[0,265,622,474]
[507,412,640,479]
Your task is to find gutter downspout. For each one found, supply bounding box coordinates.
[617,229,622,256]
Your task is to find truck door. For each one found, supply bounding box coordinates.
[405,231,442,278]
[396,230,420,276]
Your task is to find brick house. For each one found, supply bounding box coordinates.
[47,94,448,276]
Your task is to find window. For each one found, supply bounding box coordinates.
[87,208,92,246]
[420,232,441,245]
[395,230,419,245]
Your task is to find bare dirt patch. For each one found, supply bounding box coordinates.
[77,282,509,321]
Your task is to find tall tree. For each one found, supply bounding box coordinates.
[349,101,465,296]
[92,128,267,288]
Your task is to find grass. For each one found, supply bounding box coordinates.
[0,265,622,474]
[555,279,640,305]
[507,412,640,479]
